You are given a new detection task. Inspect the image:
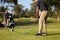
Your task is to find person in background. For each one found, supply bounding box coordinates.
[4,9,9,28]
[33,0,48,36]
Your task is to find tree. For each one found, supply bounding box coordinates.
[0,6,5,12]
[14,4,24,17]
[0,6,7,17]
[28,3,36,17]
[20,8,29,17]
[0,0,18,5]
[44,0,60,21]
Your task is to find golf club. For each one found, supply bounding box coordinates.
[24,18,39,34]
[24,21,36,34]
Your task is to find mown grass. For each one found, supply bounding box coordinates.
[0,17,60,40]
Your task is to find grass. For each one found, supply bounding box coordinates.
[0,18,60,40]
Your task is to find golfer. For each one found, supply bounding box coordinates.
[33,0,48,35]
[4,9,9,28]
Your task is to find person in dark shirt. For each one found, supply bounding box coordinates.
[33,0,48,36]
[36,0,48,12]
[4,9,9,28]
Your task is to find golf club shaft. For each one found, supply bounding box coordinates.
[25,21,36,33]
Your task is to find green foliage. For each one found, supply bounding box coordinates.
[20,8,29,17]
[1,0,18,5]
[28,3,36,17]
[0,6,5,18]
[0,6,5,12]
[43,0,60,6]
[14,4,24,17]
[43,0,60,17]
[0,6,8,18]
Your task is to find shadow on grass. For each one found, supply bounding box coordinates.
[15,21,38,26]
[47,21,54,23]
[15,21,54,26]
[0,21,54,28]
[47,33,60,36]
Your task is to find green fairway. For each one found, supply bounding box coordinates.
[0,18,60,40]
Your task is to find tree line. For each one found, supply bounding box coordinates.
[0,0,60,20]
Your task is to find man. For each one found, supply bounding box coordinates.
[33,0,48,35]
[4,9,9,28]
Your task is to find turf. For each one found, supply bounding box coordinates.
[0,18,60,40]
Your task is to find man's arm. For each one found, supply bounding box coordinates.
[36,6,39,16]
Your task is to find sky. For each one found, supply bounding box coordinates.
[0,0,33,13]
[18,0,33,9]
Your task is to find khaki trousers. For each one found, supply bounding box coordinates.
[38,10,48,33]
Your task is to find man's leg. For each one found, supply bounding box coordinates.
[38,11,48,34]
[43,20,47,34]
[42,11,48,34]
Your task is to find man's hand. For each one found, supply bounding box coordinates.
[36,6,40,19]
